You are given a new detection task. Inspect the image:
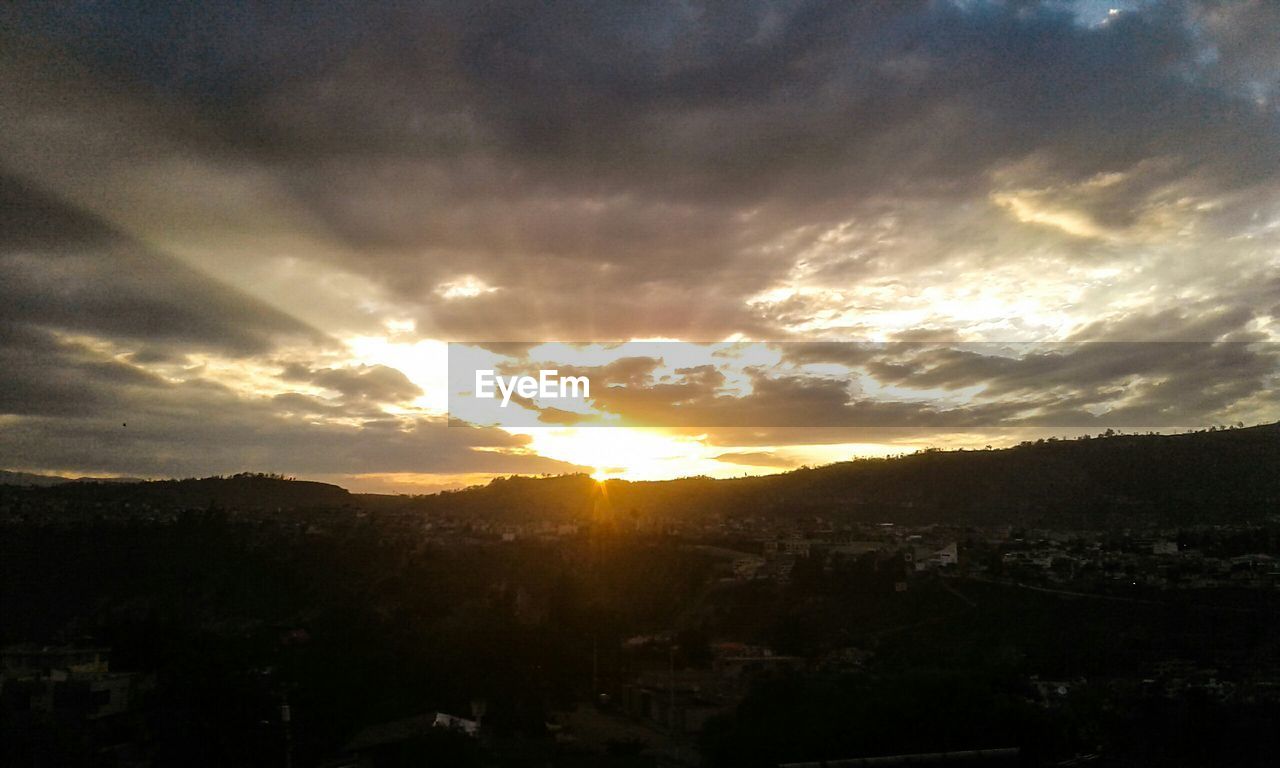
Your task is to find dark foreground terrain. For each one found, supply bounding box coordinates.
[3,426,1280,766]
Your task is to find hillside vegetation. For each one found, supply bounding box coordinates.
[5,425,1278,527]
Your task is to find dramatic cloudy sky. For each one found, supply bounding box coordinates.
[2,0,1278,490]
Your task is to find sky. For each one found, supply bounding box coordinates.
[2,0,1279,493]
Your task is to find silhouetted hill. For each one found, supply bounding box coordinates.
[418,423,1280,527]
[411,473,603,519]
[1,472,350,511]
[0,470,73,487]
[0,470,143,487]
[5,426,1277,526]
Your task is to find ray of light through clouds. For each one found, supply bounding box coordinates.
[1,0,1279,490]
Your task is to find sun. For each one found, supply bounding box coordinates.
[509,426,709,481]
[505,425,906,483]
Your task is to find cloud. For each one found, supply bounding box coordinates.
[3,1,1280,483]
[0,177,581,480]
[3,1,1277,344]
[458,335,1280,436]
[0,175,325,357]
[0,326,585,478]
[713,451,799,469]
[280,362,424,404]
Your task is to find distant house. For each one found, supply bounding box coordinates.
[732,556,766,580]
[621,672,724,734]
[336,710,481,767]
[910,542,959,571]
[784,538,812,557]
[828,541,888,557]
[0,645,140,721]
[765,536,813,558]
[934,542,959,566]
[433,711,480,736]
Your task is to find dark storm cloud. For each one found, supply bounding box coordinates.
[6,1,1278,341]
[280,362,424,404]
[42,0,1257,198]
[1064,304,1263,342]
[0,175,323,357]
[779,320,1280,427]
[581,368,1037,430]
[1191,0,1280,104]
[0,176,577,479]
[0,326,166,418]
[0,409,587,479]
